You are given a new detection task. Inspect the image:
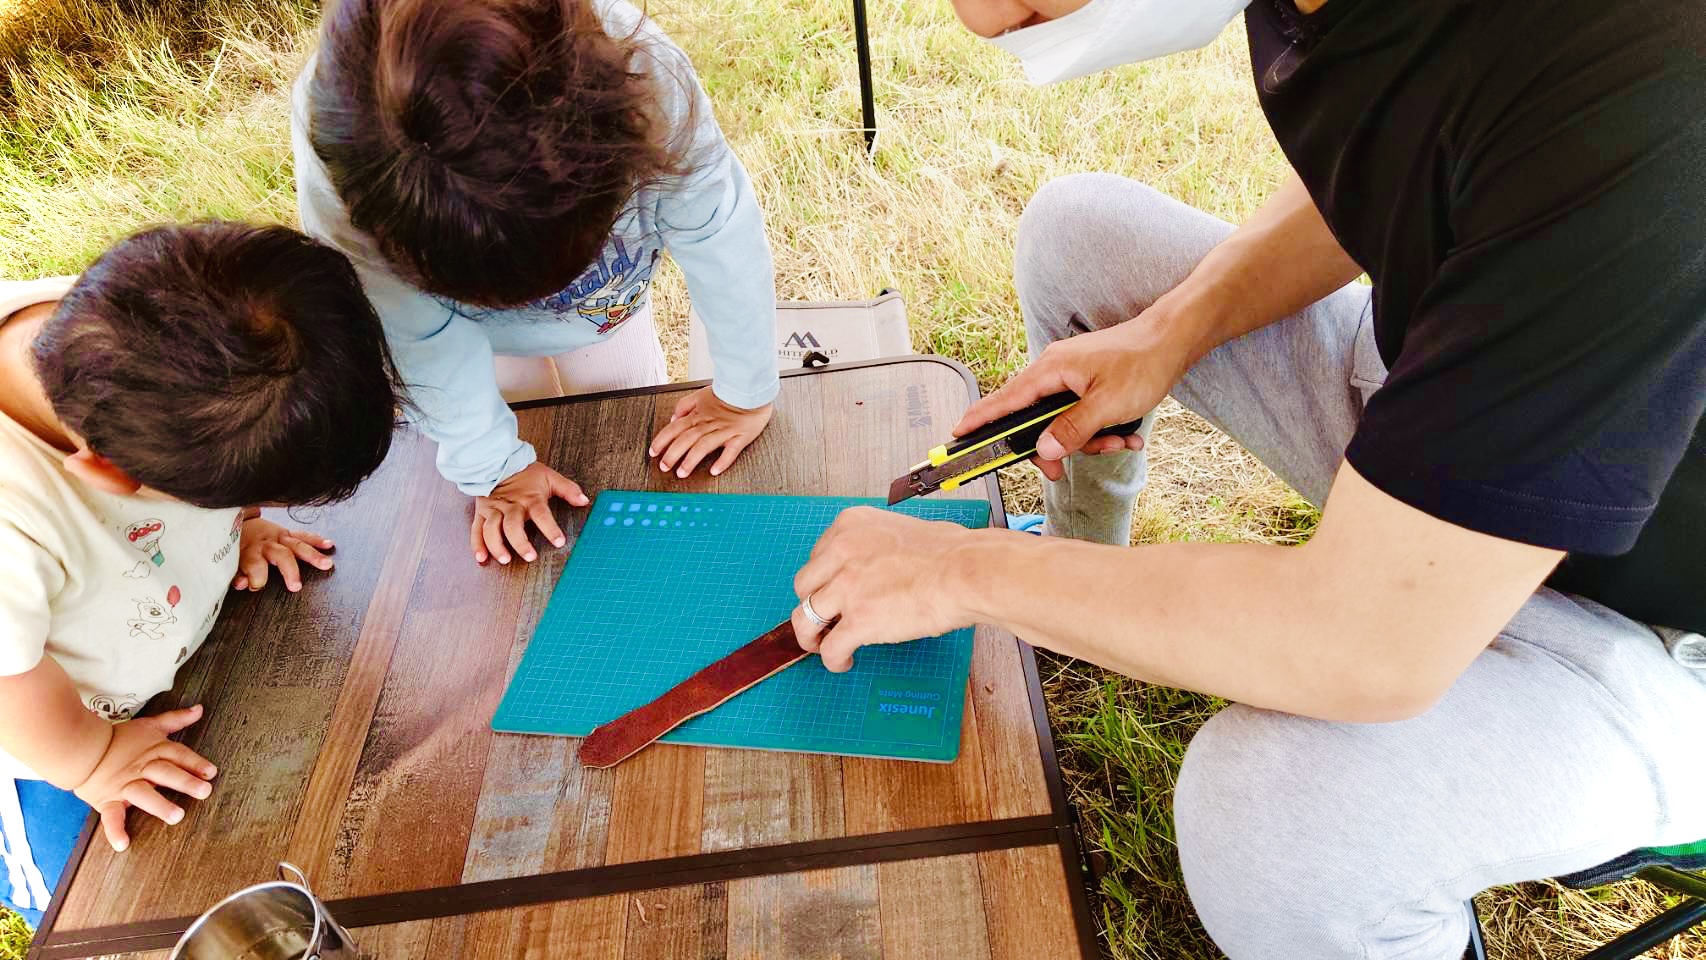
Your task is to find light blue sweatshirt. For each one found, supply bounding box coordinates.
[290,0,778,496]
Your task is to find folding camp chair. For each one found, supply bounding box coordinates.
[1466,839,1706,960]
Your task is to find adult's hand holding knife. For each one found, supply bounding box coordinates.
[888,389,1143,503]
[891,322,1163,500]
[954,322,1165,481]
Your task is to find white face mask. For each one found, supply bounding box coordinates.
[990,0,1254,85]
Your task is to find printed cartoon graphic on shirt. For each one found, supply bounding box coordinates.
[122,518,166,579]
[572,268,640,333]
[435,235,660,331]
[89,694,144,721]
[211,510,242,565]
[567,239,659,334]
[127,591,179,640]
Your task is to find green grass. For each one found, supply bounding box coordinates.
[1042,662,1224,956]
[0,908,25,959]
[1,2,1701,958]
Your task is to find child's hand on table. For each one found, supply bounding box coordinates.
[233,514,335,592]
[74,705,217,852]
[649,387,774,480]
[472,462,591,565]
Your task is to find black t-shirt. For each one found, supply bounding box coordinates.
[1247,0,1706,633]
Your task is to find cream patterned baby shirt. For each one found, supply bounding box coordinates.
[0,278,242,780]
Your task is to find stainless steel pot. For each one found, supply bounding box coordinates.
[168,863,357,960]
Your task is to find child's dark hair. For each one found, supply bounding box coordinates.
[33,222,406,509]
[308,0,684,309]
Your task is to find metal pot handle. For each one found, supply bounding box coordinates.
[276,862,325,960]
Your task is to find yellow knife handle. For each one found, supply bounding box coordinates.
[941,394,1082,462]
[938,451,1026,492]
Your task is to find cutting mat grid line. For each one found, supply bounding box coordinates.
[492,491,990,762]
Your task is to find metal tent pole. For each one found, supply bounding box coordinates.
[852,0,877,152]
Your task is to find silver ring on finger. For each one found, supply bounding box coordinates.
[800,593,833,628]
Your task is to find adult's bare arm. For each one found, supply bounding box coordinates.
[957,172,1366,466]
[794,462,1561,723]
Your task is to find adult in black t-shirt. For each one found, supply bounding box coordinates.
[789,0,1706,956]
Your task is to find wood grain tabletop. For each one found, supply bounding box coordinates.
[30,357,1096,960]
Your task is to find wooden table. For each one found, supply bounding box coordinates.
[29,357,1097,960]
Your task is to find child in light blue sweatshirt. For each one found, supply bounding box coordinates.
[292,0,780,567]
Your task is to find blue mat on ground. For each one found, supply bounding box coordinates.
[492,491,991,763]
[2,779,88,929]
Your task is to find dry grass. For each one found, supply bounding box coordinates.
[640,0,1287,389]
[0,0,318,277]
[2,2,1700,959]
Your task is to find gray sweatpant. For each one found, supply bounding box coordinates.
[1015,173,1706,960]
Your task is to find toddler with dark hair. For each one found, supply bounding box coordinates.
[294,0,782,567]
[0,222,404,924]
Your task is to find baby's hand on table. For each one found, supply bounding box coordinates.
[472,462,590,565]
[74,705,217,852]
[234,516,334,592]
[649,387,774,479]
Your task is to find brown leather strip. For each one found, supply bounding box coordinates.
[34,817,1061,958]
[577,619,809,768]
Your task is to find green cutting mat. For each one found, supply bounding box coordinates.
[492,491,991,762]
